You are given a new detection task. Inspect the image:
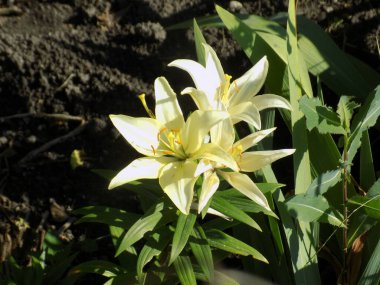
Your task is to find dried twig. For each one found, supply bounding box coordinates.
[0,112,83,122]
[0,6,23,16]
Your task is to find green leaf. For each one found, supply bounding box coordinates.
[205,229,268,263]
[368,179,380,197]
[193,19,207,66]
[348,195,380,219]
[306,169,341,196]
[173,255,197,285]
[137,230,171,284]
[284,195,345,227]
[68,260,125,278]
[337,96,360,131]
[213,271,240,285]
[190,225,214,283]
[358,239,380,285]
[115,202,164,257]
[74,206,140,228]
[210,195,262,231]
[299,95,346,134]
[348,86,380,164]
[360,130,376,191]
[169,211,197,265]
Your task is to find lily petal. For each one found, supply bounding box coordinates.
[239,149,296,172]
[234,128,276,152]
[159,160,198,215]
[194,159,214,177]
[229,56,268,107]
[109,115,160,156]
[109,157,175,189]
[210,116,235,151]
[192,143,238,172]
[155,77,185,129]
[182,110,229,154]
[198,170,220,213]
[250,94,292,111]
[181,87,212,110]
[219,171,270,210]
[204,44,225,87]
[229,102,261,130]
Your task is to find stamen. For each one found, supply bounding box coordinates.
[151,145,156,156]
[138,93,156,119]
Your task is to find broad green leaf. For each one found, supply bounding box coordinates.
[68,260,125,278]
[193,19,207,66]
[137,230,171,284]
[348,195,380,219]
[210,195,262,231]
[115,203,164,257]
[299,95,345,134]
[190,225,214,282]
[358,238,380,285]
[348,86,380,164]
[173,255,197,285]
[360,131,376,191]
[169,211,197,265]
[284,195,345,227]
[337,96,360,131]
[306,169,342,197]
[368,179,380,197]
[205,229,268,263]
[74,206,140,228]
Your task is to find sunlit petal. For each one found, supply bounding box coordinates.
[194,159,214,177]
[210,117,235,150]
[154,77,184,129]
[181,87,212,110]
[198,170,220,213]
[159,160,198,215]
[109,157,175,189]
[204,44,225,87]
[182,110,228,154]
[192,143,238,172]
[109,115,160,156]
[218,171,270,210]
[234,128,276,152]
[250,94,292,111]
[229,102,261,130]
[229,56,268,106]
[239,149,296,172]
[168,59,218,96]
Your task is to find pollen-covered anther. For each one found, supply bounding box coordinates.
[138,93,156,119]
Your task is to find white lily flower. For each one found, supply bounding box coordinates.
[169,44,291,149]
[197,128,295,213]
[108,77,238,215]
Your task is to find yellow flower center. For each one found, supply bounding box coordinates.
[230,144,243,167]
[154,127,186,159]
[218,74,239,106]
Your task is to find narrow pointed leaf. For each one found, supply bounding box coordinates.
[284,195,345,227]
[193,19,207,66]
[205,229,268,263]
[360,130,376,191]
[115,203,164,257]
[190,225,214,282]
[210,195,262,231]
[306,169,341,197]
[169,211,197,265]
[68,260,125,278]
[173,255,197,285]
[357,239,380,285]
[348,195,380,219]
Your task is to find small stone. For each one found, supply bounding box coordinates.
[26,135,37,144]
[0,136,8,145]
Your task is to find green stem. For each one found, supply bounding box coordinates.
[342,137,349,285]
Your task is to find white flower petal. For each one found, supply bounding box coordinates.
[154,77,185,129]
[229,56,268,107]
[192,143,238,172]
[194,159,214,177]
[239,149,296,172]
[234,128,276,152]
[204,44,225,88]
[229,102,261,130]
[182,110,228,154]
[159,160,198,215]
[109,115,160,156]
[168,59,217,95]
[250,94,292,111]
[198,170,220,213]
[218,171,270,210]
[181,87,212,110]
[108,157,175,189]
[210,117,235,150]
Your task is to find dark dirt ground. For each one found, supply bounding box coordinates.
[0,0,379,276]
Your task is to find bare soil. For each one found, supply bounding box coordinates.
[0,0,379,275]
